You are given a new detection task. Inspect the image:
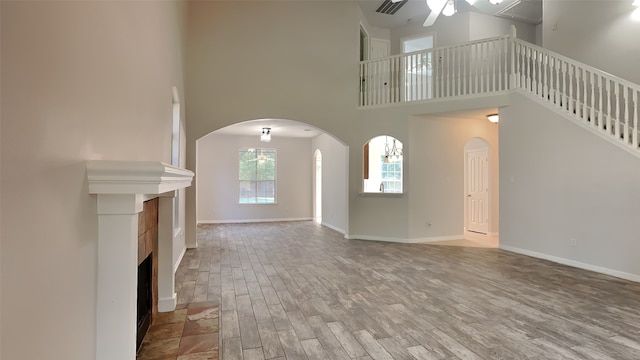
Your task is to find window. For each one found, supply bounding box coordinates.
[381,158,402,193]
[171,87,181,228]
[363,136,403,193]
[239,148,276,204]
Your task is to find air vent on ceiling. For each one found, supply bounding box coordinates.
[376,0,408,15]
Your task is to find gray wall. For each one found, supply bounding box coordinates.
[1,1,186,358]
[408,114,499,240]
[185,1,361,244]
[197,134,313,223]
[311,134,349,234]
[500,92,640,280]
[388,11,536,55]
[543,0,640,84]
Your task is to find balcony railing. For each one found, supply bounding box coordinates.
[359,35,510,107]
[359,33,640,153]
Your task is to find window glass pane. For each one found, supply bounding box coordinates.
[362,135,403,193]
[239,148,276,203]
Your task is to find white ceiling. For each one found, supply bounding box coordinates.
[213,0,535,139]
[213,119,323,139]
[357,0,542,29]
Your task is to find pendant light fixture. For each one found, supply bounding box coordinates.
[260,128,271,142]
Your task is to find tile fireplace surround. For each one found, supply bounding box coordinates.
[87,160,194,360]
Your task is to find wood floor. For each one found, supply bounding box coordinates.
[175,221,640,360]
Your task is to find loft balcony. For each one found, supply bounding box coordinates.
[358,30,640,156]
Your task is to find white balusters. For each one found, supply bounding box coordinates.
[624,86,630,144]
[590,72,595,126]
[358,35,640,155]
[598,75,604,130]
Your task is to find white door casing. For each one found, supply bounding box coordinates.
[314,149,322,224]
[466,147,489,234]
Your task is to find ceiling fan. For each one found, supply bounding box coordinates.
[388,0,505,27]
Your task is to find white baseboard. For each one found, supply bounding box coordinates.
[158,294,177,312]
[411,235,466,243]
[499,244,640,283]
[174,246,186,274]
[344,234,464,244]
[321,222,345,235]
[198,217,312,224]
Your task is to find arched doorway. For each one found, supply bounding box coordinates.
[464,138,490,235]
[313,149,322,224]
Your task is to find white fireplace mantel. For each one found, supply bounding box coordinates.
[87,160,194,195]
[87,160,194,360]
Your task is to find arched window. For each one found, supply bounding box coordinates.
[363,135,403,193]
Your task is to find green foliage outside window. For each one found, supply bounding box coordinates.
[239,148,276,203]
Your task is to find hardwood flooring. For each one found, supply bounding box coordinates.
[175,221,640,359]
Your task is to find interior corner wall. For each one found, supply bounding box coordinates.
[197,134,312,223]
[468,12,536,43]
[357,5,391,41]
[311,134,349,234]
[1,1,186,359]
[390,13,470,54]
[500,92,640,280]
[407,114,499,240]
[347,108,412,241]
[543,0,640,84]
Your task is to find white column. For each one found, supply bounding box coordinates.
[157,191,177,312]
[95,194,143,360]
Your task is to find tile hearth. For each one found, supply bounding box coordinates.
[136,302,219,360]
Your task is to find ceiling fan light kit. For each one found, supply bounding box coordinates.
[423,0,511,27]
[442,0,456,16]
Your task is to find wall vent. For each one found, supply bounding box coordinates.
[376,0,408,15]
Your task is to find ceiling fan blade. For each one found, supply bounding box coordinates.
[423,0,446,27]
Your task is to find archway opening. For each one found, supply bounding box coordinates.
[314,149,322,224]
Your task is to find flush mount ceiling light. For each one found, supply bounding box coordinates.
[487,114,500,123]
[488,0,504,4]
[260,127,271,142]
[634,0,640,5]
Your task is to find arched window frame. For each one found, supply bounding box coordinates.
[363,135,404,194]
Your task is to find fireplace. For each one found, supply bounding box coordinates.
[87,160,194,360]
[137,255,152,349]
[136,197,159,350]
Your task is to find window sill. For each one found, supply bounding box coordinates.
[237,203,278,205]
[358,192,403,198]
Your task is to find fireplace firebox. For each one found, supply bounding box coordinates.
[136,198,159,351]
[137,255,152,350]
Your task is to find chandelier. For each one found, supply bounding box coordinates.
[384,137,403,163]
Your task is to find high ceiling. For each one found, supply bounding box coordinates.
[212,119,323,139]
[212,0,540,139]
[357,0,542,29]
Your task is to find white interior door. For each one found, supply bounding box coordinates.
[370,39,390,103]
[466,149,489,234]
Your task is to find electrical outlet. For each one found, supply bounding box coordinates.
[570,238,577,247]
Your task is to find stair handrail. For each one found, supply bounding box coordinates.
[512,37,640,149]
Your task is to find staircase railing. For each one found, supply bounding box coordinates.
[513,39,640,149]
[359,34,640,152]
